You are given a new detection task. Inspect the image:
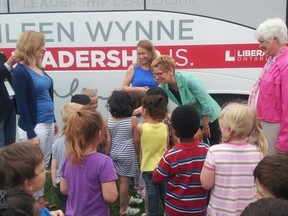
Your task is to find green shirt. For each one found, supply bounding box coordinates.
[160,71,221,125]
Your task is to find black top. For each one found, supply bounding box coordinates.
[0,53,14,119]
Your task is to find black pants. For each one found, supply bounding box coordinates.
[202,118,221,146]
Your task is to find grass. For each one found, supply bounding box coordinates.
[44,172,145,215]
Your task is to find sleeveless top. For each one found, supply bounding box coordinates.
[131,63,158,88]
[140,122,167,172]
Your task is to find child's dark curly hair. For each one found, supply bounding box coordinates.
[142,94,167,120]
[107,90,133,118]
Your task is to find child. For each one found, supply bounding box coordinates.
[0,187,40,216]
[241,198,288,216]
[106,90,142,215]
[51,102,83,212]
[253,153,288,200]
[137,94,169,216]
[60,107,118,216]
[132,87,178,148]
[153,105,209,215]
[200,102,268,216]
[146,87,178,149]
[81,88,110,154]
[81,88,98,110]
[0,142,64,216]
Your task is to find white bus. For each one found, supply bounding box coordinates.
[0,0,287,126]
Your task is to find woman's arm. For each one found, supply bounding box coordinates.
[12,65,38,140]
[202,115,211,138]
[122,64,135,93]
[277,66,288,150]
[184,73,214,116]
[122,64,149,93]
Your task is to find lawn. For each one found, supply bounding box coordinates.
[44,172,146,216]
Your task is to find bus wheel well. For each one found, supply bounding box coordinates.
[210,94,249,107]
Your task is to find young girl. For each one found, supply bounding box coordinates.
[200,102,268,216]
[60,107,118,216]
[146,87,178,149]
[106,90,142,215]
[138,94,169,216]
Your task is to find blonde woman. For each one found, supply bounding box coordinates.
[152,55,221,145]
[12,30,58,209]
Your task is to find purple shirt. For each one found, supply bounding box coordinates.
[62,152,118,216]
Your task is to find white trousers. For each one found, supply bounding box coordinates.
[18,122,54,198]
[260,121,280,155]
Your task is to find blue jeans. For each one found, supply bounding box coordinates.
[0,107,16,147]
[142,171,166,216]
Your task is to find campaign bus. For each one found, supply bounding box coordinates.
[0,0,287,126]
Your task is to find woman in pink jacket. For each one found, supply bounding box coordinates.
[248,17,288,154]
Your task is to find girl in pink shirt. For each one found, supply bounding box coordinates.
[200,102,268,216]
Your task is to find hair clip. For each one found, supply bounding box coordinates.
[77,111,81,117]
[0,190,8,210]
[228,129,234,134]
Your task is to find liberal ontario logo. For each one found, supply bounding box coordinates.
[225,49,268,62]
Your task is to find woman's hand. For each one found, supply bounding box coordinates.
[29,136,40,145]
[54,123,59,135]
[202,126,211,138]
[202,115,211,138]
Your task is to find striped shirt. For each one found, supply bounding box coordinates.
[203,143,263,216]
[153,140,209,216]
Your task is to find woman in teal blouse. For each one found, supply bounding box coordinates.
[151,55,221,145]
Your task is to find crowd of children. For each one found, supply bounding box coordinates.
[1,83,288,216]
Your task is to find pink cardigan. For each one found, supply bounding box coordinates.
[257,47,288,151]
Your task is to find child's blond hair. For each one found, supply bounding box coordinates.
[61,102,84,123]
[219,102,268,155]
[81,88,98,98]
